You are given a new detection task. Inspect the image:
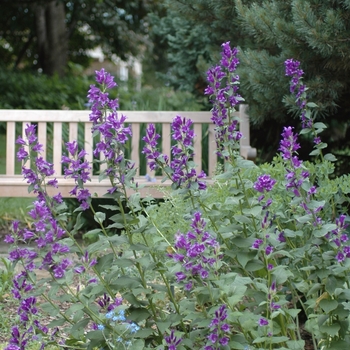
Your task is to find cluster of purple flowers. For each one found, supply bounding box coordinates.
[96,293,123,314]
[169,212,220,291]
[16,124,60,201]
[285,59,322,146]
[205,42,243,158]
[6,200,71,278]
[164,329,182,350]
[204,305,230,349]
[143,116,206,191]
[87,68,134,192]
[327,214,350,263]
[253,173,276,209]
[268,281,281,311]
[4,271,51,350]
[73,250,98,283]
[62,140,92,210]
[279,126,323,226]
[253,174,276,193]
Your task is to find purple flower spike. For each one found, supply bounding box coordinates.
[258,317,269,326]
[164,330,182,350]
[205,305,230,349]
[205,42,243,159]
[253,174,277,193]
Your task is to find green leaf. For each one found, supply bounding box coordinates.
[234,214,252,224]
[94,211,106,224]
[113,258,135,268]
[132,328,153,338]
[245,260,264,272]
[112,276,142,289]
[99,204,120,211]
[309,149,321,156]
[128,307,151,323]
[228,341,245,349]
[307,102,318,108]
[47,318,66,328]
[65,303,85,318]
[272,266,293,284]
[131,339,145,350]
[324,153,337,162]
[319,323,340,337]
[299,128,311,135]
[237,251,256,268]
[70,318,90,338]
[319,299,338,313]
[129,243,150,251]
[85,330,104,340]
[242,206,262,217]
[286,340,305,349]
[228,294,245,307]
[325,340,350,350]
[156,320,172,333]
[95,253,114,273]
[40,302,60,317]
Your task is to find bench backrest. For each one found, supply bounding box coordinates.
[0,105,253,179]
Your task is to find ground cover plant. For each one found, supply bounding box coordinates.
[3,42,350,350]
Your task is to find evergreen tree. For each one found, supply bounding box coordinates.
[151,0,350,171]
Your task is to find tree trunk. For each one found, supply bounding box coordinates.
[34,1,68,77]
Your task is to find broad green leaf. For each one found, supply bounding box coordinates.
[286,340,305,349]
[319,299,338,313]
[94,211,106,224]
[324,153,337,162]
[70,318,90,338]
[111,276,142,289]
[131,339,145,350]
[319,323,340,337]
[128,307,151,323]
[95,252,114,273]
[156,320,172,334]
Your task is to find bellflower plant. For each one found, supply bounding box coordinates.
[4,42,350,350]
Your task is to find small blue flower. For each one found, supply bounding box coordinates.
[105,311,114,319]
[97,324,105,330]
[128,322,140,333]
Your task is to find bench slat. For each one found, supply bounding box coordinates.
[193,123,202,173]
[6,121,15,175]
[53,122,62,175]
[38,122,47,161]
[131,123,140,176]
[84,122,93,166]
[208,124,216,176]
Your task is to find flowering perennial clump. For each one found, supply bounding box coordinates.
[170,212,221,291]
[204,305,230,349]
[4,43,350,350]
[87,68,134,192]
[143,116,206,191]
[205,41,243,158]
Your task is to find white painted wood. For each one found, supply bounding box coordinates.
[131,123,140,176]
[6,121,15,175]
[38,122,47,161]
[193,123,202,173]
[53,122,62,175]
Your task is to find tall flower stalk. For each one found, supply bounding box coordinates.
[205,42,244,163]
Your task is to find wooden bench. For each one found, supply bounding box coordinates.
[0,105,256,198]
